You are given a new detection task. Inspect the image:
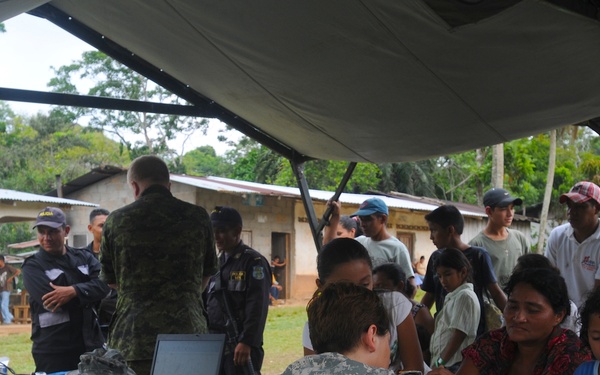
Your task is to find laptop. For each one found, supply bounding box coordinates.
[150,334,226,375]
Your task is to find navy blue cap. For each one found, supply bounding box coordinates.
[33,207,67,229]
[483,188,523,208]
[210,206,243,228]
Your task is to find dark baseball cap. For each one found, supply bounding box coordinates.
[483,188,523,208]
[351,197,389,217]
[210,206,243,228]
[33,207,67,229]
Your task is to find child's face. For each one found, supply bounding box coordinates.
[436,266,466,293]
[373,272,400,292]
[588,313,600,359]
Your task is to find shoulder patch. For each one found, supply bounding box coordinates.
[252,266,265,280]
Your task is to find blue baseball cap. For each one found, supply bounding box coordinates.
[351,198,389,217]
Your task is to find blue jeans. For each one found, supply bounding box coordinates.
[1,290,13,324]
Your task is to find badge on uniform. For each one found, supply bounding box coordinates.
[252,266,265,280]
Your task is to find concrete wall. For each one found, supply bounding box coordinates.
[65,173,133,247]
[62,173,298,296]
[65,173,296,256]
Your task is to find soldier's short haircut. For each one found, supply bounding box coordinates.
[0,254,4,262]
[308,282,390,354]
[89,208,110,224]
[128,155,170,185]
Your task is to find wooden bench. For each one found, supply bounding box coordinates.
[12,290,31,324]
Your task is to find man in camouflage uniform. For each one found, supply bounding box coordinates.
[100,155,218,375]
[204,206,271,375]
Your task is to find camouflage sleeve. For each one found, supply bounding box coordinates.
[99,215,116,285]
[239,253,271,347]
[201,211,219,277]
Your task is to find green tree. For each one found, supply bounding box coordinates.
[197,126,599,213]
[181,145,232,177]
[377,161,438,197]
[431,149,490,205]
[0,106,129,194]
[48,51,209,159]
[274,159,380,193]
[224,136,380,192]
[0,223,34,255]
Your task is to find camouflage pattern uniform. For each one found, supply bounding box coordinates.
[100,184,218,374]
[282,353,395,375]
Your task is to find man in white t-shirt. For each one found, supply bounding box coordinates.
[545,181,600,309]
[350,197,417,295]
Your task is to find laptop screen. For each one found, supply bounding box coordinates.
[150,334,226,375]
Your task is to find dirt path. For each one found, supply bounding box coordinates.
[0,323,30,336]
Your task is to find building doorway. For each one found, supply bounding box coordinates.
[271,232,290,299]
[396,231,416,262]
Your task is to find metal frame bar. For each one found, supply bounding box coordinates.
[316,162,357,235]
[17,4,362,253]
[26,4,312,163]
[0,88,208,116]
[291,161,357,253]
[290,160,322,252]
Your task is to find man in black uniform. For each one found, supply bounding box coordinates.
[205,206,271,375]
[85,208,116,340]
[85,208,110,258]
[23,207,109,373]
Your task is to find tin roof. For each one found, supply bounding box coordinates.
[171,174,490,219]
[0,188,98,207]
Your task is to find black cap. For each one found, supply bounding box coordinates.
[483,188,523,208]
[210,206,243,228]
[33,207,67,229]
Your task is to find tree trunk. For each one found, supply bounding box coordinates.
[537,129,557,253]
[491,143,504,188]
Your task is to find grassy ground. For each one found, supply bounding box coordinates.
[1,333,34,374]
[1,292,427,375]
[262,304,307,374]
[0,304,308,375]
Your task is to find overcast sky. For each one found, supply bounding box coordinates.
[1,13,237,155]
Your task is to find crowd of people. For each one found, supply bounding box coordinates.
[12,155,271,375]
[3,152,600,375]
[299,181,600,374]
